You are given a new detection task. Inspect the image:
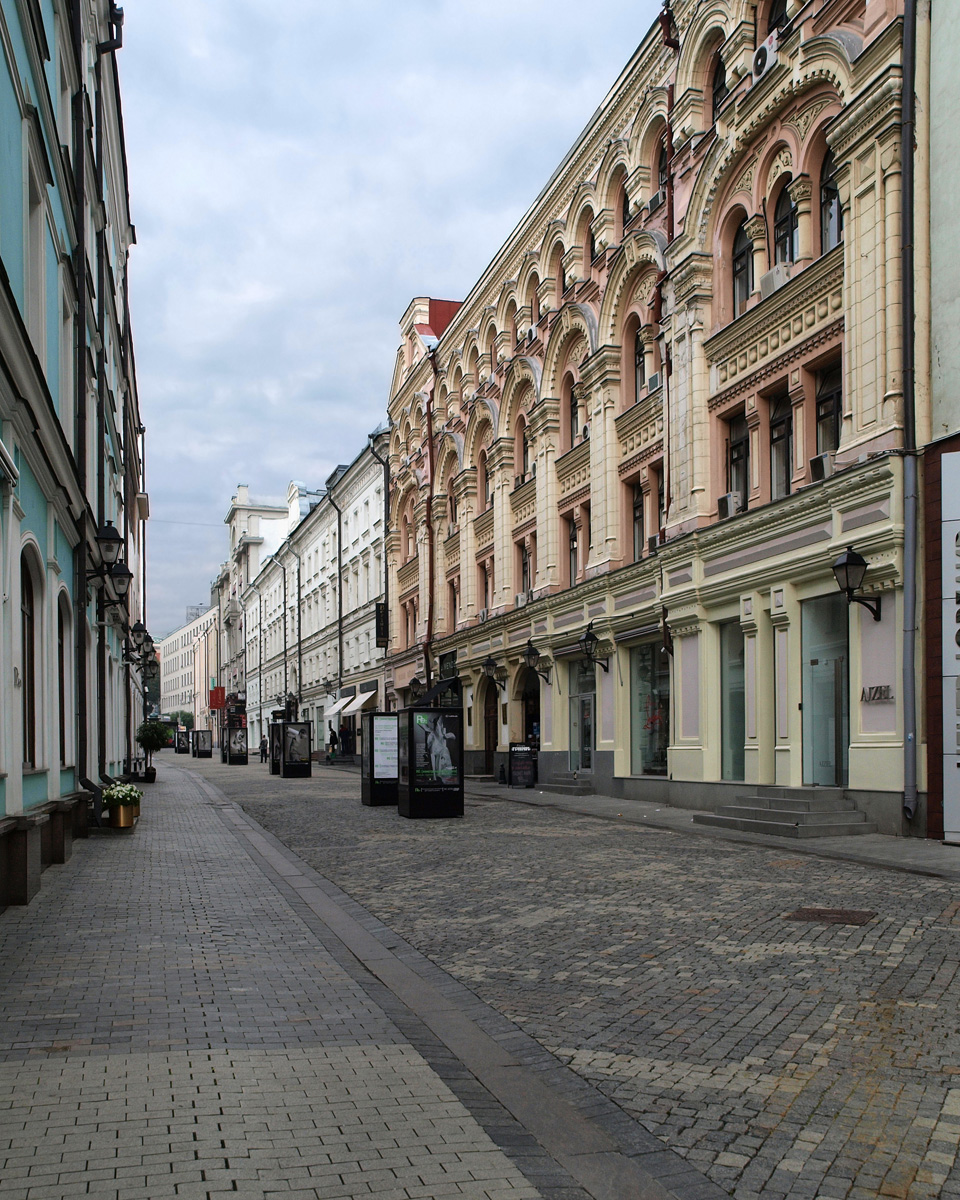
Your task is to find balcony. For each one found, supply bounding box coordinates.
[474,506,494,552]
[397,556,419,598]
[510,476,536,530]
[615,386,664,473]
[556,439,590,504]
[704,245,844,397]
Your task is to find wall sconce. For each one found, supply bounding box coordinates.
[832,546,881,622]
[96,520,123,566]
[522,640,552,684]
[408,676,424,702]
[578,621,610,671]
[481,655,506,691]
[87,521,129,594]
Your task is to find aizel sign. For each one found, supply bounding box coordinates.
[860,685,893,703]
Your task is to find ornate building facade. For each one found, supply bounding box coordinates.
[0,0,146,895]
[386,0,921,832]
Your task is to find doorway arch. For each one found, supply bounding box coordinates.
[482,679,499,775]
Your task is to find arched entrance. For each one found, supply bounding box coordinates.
[482,680,498,775]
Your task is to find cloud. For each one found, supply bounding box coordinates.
[122,0,661,636]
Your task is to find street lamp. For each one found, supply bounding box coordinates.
[130,620,147,648]
[832,546,881,622]
[522,640,551,684]
[95,520,123,566]
[578,621,610,671]
[108,561,133,600]
[408,676,424,702]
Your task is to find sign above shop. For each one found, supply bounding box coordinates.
[860,685,894,703]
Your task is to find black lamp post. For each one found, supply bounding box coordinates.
[96,520,123,566]
[108,561,133,600]
[408,676,424,703]
[578,621,610,671]
[130,620,147,648]
[832,547,882,621]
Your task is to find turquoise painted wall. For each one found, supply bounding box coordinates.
[15,453,48,552]
[55,520,73,597]
[45,225,59,406]
[23,770,49,808]
[0,50,23,304]
[60,767,76,794]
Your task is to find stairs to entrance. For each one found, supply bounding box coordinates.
[692,786,878,838]
[541,771,593,797]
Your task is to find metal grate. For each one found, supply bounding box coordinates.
[784,907,876,926]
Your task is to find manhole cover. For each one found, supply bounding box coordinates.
[784,907,876,926]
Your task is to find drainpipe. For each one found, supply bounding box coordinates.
[328,493,344,692]
[279,548,289,702]
[424,354,440,689]
[368,429,390,632]
[247,582,263,737]
[660,1,679,244]
[288,541,303,710]
[901,0,919,821]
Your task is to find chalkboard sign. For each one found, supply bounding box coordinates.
[509,743,536,788]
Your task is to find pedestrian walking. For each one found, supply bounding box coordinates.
[326,723,338,764]
[259,735,268,763]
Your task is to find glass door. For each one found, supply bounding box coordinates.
[802,594,849,786]
[720,622,745,781]
[631,643,669,775]
[569,660,596,772]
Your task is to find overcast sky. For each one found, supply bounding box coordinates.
[121,0,662,638]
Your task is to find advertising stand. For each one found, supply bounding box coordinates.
[269,723,282,776]
[361,711,399,806]
[281,722,312,778]
[195,730,213,758]
[190,730,197,757]
[398,708,463,818]
[227,727,248,765]
[175,731,189,754]
[509,743,537,787]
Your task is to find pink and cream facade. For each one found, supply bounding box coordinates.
[386,0,920,832]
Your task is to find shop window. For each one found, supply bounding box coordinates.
[816,364,843,455]
[733,220,753,317]
[631,643,669,775]
[820,150,843,254]
[774,185,798,265]
[769,394,793,500]
[727,413,749,508]
[634,328,646,402]
[632,483,645,562]
[711,56,728,123]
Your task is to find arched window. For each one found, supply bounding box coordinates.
[478,449,491,511]
[559,260,568,296]
[621,183,630,229]
[732,220,753,316]
[712,56,728,122]
[816,363,843,454]
[768,0,789,33]
[773,185,798,264]
[820,150,843,253]
[634,328,646,402]
[58,600,69,766]
[587,227,597,264]
[562,375,579,450]
[21,555,37,767]
[657,142,669,193]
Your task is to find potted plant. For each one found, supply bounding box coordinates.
[102,782,143,829]
[136,719,171,782]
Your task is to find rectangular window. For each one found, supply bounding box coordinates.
[632,483,644,562]
[769,395,793,500]
[727,414,749,508]
[720,621,745,782]
[630,643,669,775]
[816,365,843,455]
[568,519,578,586]
[519,544,530,593]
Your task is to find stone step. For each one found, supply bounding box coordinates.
[737,795,854,813]
[541,781,594,796]
[693,812,879,838]
[751,786,844,802]
[718,805,867,825]
[465,774,496,782]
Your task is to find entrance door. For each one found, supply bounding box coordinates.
[483,684,498,775]
[519,668,541,748]
[802,594,849,786]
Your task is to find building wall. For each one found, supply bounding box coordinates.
[159,608,218,721]
[385,0,920,831]
[930,0,960,440]
[0,0,145,835]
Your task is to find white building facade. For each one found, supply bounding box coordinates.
[159,607,218,722]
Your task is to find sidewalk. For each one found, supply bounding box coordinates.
[0,765,727,1200]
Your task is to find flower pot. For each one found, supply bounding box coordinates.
[109,805,135,829]
[133,802,140,818]
[143,767,156,784]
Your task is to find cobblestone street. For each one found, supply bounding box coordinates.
[3,757,960,1200]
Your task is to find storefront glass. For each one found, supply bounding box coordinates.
[569,659,596,772]
[720,621,745,781]
[630,643,669,775]
[801,594,849,786]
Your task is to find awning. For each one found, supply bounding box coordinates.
[324,696,353,717]
[341,691,378,716]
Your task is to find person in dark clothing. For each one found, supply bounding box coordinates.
[259,735,268,763]
[326,723,338,764]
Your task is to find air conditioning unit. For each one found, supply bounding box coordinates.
[647,372,661,393]
[759,263,792,299]
[477,608,488,623]
[526,327,536,344]
[809,452,834,482]
[752,32,779,82]
[515,592,528,608]
[717,491,744,520]
[582,423,590,440]
[647,535,659,556]
[647,190,665,214]
[526,589,535,603]
[531,461,537,478]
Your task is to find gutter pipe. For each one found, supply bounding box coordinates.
[424,354,439,690]
[328,492,344,692]
[901,0,919,821]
